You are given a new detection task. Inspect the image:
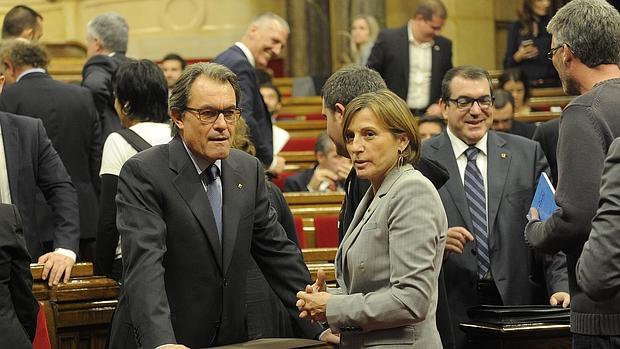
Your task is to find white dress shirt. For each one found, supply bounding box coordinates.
[406,21,433,110]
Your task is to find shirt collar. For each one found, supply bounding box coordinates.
[446,127,488,159]
[16,67,46,82]
[235,42,255,67]
[181,139,222,176]
[407,20,433,48]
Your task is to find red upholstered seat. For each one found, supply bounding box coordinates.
[281,137,317,152]
[314,215,339,248]
[33,302,51,349]
[294,216,306,248]
[271,171,297,191]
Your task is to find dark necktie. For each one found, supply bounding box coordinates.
[463,146,490,279]
[201,164,222,241]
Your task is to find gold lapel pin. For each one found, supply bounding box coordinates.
[238,183,243,189]
[500,152,508,159]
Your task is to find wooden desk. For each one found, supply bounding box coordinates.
[460,322,571,349]
[32,262,119,349]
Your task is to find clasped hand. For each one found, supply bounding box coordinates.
[296,268,331,322]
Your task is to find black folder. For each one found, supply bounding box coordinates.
[467,305,570,325]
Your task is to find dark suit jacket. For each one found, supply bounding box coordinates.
[82,53,129,141]
[510,120,537,139]
[213,46,274,167]
[283,168,314,192]
[368,26,452,109]
[532,118,559,187]
[108,137,322,349]
[422,131,568,348]
[0,204,38,348]
[0,72,102,241]
[0,112,80,259]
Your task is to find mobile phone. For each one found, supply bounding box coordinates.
[522,39,534,47]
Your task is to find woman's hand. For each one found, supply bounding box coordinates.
[513,42,539,62]
[296,290,331,322]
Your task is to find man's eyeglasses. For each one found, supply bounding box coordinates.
[445,96,495,110]
[547,44,564,60]
[184,107,242,124]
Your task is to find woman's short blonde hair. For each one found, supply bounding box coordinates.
[342,89,420,165]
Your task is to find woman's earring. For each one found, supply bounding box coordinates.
[121,103,130,115]
[397,149,404,168]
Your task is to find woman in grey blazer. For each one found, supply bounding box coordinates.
[297,90,448,348]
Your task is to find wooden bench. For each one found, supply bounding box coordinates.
[32,262,119,349]
[275,119,326,139]
[528,95,573,111]
[515,111,560,123]
[302,248,338,285]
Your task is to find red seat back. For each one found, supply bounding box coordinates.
[271,171,296,191]
[281,137,317,152]
[294,216,306,248]
[33,302,51,349]
[314,215,339,248]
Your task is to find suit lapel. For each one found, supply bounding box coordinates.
[430,133,473,230]
[1,117,20,202]
[220,156,243,274]
[339,165,409,280]
[485,132,510,241]
[399,27,410,93]
[169,138,223,271]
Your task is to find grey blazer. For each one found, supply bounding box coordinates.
[326,164,447,348]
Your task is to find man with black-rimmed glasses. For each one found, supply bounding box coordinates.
[423,65,569,349]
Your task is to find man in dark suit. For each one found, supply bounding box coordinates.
[0,111,79,287]
[0,203,39,348]
[213,12,287,173]
[490,89,537,139]
[0,39,102,262]
[82,12,130,141]
[368,0,452,116]
[109,62,336,349]
[422,65,569,349]
[283,132,350,192]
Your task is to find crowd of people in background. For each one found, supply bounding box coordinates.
[2,0,620,348]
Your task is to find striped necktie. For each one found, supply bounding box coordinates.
[463,146,490,279]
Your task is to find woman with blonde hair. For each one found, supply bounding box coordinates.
[350,15,380,66]
[297,89,447,348]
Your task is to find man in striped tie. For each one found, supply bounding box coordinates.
[422,65,570,349]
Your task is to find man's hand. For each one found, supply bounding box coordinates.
[298,268,328,319]
[38,252,75,286]
[335,160,353,182]
[308,169,339,192]
[550,292,570,308]
[269,156,286,176]
[319,328,340,344]
[529,207,540,221]
[444,226,474,256]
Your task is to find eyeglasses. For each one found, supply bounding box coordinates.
[446,96,495,110]
[547,44,564,60]
[184,107,241,124]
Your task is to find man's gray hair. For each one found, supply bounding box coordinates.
[87,12,129,53]
[314,132,334,154]
[169,62,241,135]
[547,0,620,67]
[321,65,386,112]
[248,12,289,34]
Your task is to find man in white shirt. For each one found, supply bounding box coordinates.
[368,0,452,116]
[213,13,288,175]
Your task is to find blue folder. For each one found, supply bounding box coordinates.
[528,172,558,221]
